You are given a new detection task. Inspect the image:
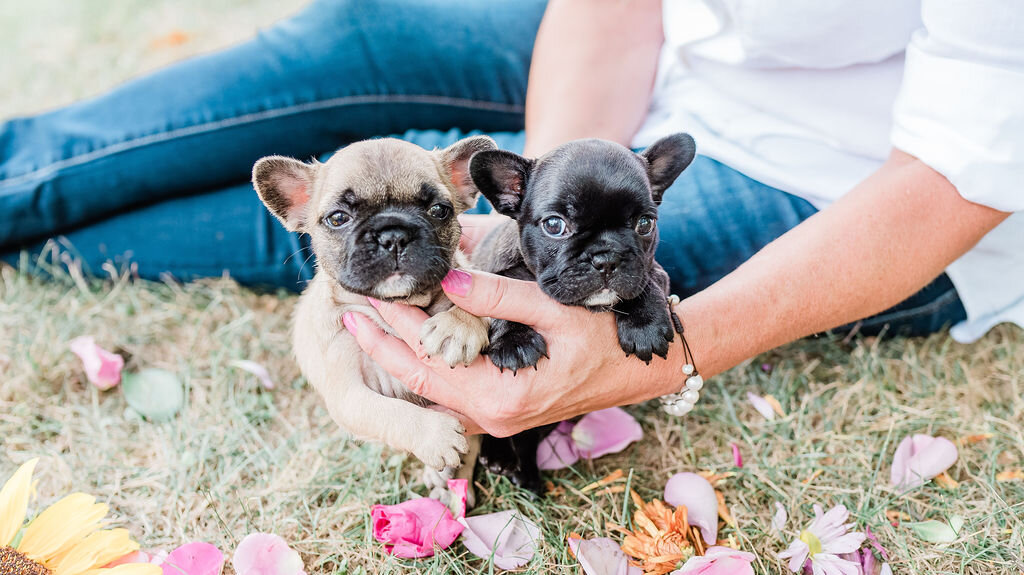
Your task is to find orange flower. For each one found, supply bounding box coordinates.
[607,491,706,574]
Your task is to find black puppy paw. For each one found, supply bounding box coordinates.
[616,314,674,363]
[479,435,544,495]
[485,319,548,373]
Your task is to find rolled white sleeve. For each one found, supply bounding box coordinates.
[891,1,1024,212]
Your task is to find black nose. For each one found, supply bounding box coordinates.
[377,226,412,255]
[590,252,620,277]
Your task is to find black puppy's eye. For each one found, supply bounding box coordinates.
[635,215,655,236]
[324,210,351,229]
[541,216,568,237]
[427,204,452,220]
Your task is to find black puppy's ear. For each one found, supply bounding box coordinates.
[469,150,534,218]
[640,133,696,203]
[438,135,498,212]
[252,156,318,232]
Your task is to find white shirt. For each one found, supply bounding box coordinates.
[634,0,1024,342]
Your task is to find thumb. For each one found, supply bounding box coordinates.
[440,269,563,328]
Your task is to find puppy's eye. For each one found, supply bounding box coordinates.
[635,215,655,236]
[428,204,452,220]
[541,216,568,237]
[324,210,351,229]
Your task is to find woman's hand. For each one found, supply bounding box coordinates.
[343,269,686,437]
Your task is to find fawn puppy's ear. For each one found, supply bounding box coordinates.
[469,150,535,218]
[640,133,696,203]
[437,136,499,212]
[252,156,318,232]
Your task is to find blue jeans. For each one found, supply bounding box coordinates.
[0,0,964,336]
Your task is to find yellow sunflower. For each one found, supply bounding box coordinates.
[0,458,160,575]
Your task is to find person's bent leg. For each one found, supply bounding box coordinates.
[1,129,526,290]
[656,156,967,336]
[0,0,547,250]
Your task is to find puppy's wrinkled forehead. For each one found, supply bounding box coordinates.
[536,142,653,217]
[316,139,447,207]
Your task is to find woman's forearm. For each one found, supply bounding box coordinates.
[674,150,1010,380]
[523,0,663,157]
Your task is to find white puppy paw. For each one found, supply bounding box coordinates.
[419,309,489,368]
[411,413,469,471]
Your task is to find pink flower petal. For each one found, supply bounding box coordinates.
[161,542,224,575]
[106,550,167,567]
[880,562,893,575]
[231,533,305,575]
[228,360,275,390]
[458,510,541,569]
[571,408,643,459]
[371,497,464,558]
[672,545,756,575]
[890,434,959,489]
[537,421,581,470]
[664,472,719,545]
[863,525,888,560]
[731,443,743,468]
[568,536,642,575]
[746,393,776,421]
[69,336,124,390]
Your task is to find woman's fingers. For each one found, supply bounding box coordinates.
[458,213,508,254]
[441,269,565,328]
[342,311,466,412]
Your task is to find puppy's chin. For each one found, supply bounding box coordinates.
[582,288,620,310]
[372,273,420,300]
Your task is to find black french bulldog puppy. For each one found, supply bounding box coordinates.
[468,134,696,492]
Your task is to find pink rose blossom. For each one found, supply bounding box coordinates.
[69,336,124,390]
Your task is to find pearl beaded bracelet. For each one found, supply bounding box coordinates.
[659,294,703,416]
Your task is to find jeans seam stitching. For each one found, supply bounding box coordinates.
[857,287,960,326]
[0,94,524,189]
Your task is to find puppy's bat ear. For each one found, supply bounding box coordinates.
[438,135,499,212]
[469,150,534,218]
[252,156,317,232]
[640,133,696,203]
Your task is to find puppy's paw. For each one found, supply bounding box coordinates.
[485,320,548,373]
[422,465,477,508]
[479,434,544,495]
[411,413,469,471]
[616,315,674,363]
[419,309,489,368]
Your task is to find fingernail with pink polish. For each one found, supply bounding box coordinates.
[367,297,381,309]
[441,269,472,297]
[342,312,358,334]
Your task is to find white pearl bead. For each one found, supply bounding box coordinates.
[681,390,700,404]
[669,402,693,416]
[682,364,694,375]
[668,294,681,306]
[686,375,704,391]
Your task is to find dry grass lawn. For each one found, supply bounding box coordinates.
[2,2,1023,574]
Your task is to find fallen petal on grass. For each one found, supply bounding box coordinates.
[571,408,643,459]
[568,535,642,575]
[537,421,580,470]
[458,510,540,569]
[664,473,719,545]
[671,545,755,575]
[746,393,776,421]
[232,533,305,575]
[890,434,958,490]
[371,496,464,558]
[996,469,1024,482]
[908,516,964,543]
[228,360,275,390]
[161,542,224,575]
[770,502,788,533]
[69,336,124,390]
[730,443,743,468]
[121,368,185,422]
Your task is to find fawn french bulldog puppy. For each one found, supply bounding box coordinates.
[252,137,495,496]
[468,134,697,492]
